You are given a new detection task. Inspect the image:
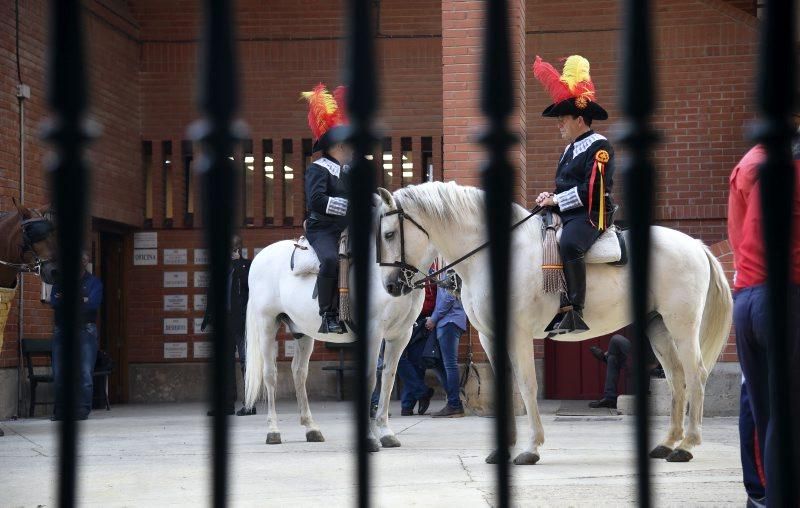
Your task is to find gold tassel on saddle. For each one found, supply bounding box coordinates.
[337,231,352,326]
[541,210,567,294]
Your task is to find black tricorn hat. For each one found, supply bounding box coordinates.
[533,55,609,121]
[542,97,608,121]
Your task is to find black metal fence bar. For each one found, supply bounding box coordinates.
[44,1,91,506]
[480,0,515,506]
[754,0,797,505]
[619,1,657,507]
[191,1,242,506]
[344,0,378,506]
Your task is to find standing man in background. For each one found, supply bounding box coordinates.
[51,251,103,421]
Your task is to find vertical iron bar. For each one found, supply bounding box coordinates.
[480,0,514,506]
[191,1,244,507]
[753,0,797,505]
[619,1,657,507]
[43,1,92,506]
[344,0,378,505]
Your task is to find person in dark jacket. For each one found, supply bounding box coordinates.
[202,235,252,416]
[50,251,103,421]
[427,271,467,418]
[532,55,615,334]
[301,84,352,334]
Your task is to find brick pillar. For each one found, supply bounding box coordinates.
[441,0,527,202]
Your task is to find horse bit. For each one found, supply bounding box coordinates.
[0,217,55,277]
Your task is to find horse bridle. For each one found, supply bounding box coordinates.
[377,203,544,292]
[0,217,55,277]
[376,204,431,290]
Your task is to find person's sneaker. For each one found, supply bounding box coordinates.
[431,405,465,418]
[400,407,414,416]
[589,346,607,364]
[588,398,617,409]
[417,387,435,415]
[236,406,257,416]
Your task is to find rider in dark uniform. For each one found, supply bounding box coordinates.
[532,55,615,334]
[302,84,353,334]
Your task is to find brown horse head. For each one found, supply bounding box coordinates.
[0,199,58,287]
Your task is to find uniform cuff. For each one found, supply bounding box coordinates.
[556,187,582,211]
[326,197,349,216]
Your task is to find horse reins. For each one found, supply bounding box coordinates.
[378,204,544,291]
[0,217,54,277]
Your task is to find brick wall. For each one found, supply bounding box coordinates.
[0,0,142,368]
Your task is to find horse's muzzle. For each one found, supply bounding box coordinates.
[40,262,58,285]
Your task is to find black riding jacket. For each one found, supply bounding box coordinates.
[305,155,350,230]
[553,130,615,222]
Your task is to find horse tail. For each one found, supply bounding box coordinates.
[244,297,266,409]
[698,244,734,374]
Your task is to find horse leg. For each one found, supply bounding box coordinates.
[261,320,282,444]
[375,335,409,448]
[478,331,517,464]
[646,316,686,458]
[666,318,707,462]
[365,333,382,453]
[291,335,324,442]
[508,330,544,465]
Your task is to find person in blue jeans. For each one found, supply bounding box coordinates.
[427,271,467,418]
[739,379,766,506]
[50,252,103,421]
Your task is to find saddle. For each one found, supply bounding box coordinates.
[540,209,628,293]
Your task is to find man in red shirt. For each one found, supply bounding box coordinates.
[728,140,800,506]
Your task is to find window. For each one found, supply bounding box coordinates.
[282,139,294,225]
[242,139,254,225]
[162,140,173,227]
[422,136,434,182]
[263,140,274,225]
[142,141,153,226]
[382,137,392,188]
[401,137,413,186]
[182,140,194,226]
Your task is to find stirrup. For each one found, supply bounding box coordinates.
[319,313,345,334]
[544,308,589,334]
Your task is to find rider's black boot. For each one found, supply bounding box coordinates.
[317,276,344,334]
[545,258,589,334]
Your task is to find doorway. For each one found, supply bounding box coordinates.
[97,231,127,403]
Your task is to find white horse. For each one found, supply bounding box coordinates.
[244,206,436,450]
[374,181,732,465]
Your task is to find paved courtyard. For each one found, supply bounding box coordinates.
[1,400,745,507]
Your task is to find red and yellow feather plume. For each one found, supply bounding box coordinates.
[300,83,342,141]
[532,55,596,103]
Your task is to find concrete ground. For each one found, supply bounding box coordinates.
[0,400,746,507]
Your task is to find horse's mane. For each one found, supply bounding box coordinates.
[393,181,533,226]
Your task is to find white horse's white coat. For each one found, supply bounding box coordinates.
[376,181,733,464]
[244,227,435,448]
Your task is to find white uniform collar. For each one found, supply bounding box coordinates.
[569,132,606,159]
[315,157,341,177]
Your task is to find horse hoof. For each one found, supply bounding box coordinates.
[380,435,401,448]
[367,439,381,453]
[513,451,540,465]
[306,430,325,443]
[266,432,282,445]
[666,449,693,463]
[485,449,509,464]
[649,445,673,459]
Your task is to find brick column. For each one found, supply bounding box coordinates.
[441,0,527,203]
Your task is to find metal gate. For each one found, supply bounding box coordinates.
[45,0,797,507]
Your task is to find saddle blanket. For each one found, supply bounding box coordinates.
[290,234,350,276]
[556,226,625,265]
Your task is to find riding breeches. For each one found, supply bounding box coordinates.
[559,216,602,262]
[306,222,342,278]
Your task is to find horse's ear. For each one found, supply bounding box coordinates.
[11,197,26,218]
[377,187,395,209]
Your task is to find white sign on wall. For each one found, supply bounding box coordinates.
[163,249,188,265]
[163,318,188,335]
[134,232,158,249]
[133,249,157,266]
[163,295,188,312]
[164,272,188,288]
[163,342,188,359]
[284,340,296,358]
[194,317,209,335]
[193,341,213,359]
[194,294,207,312]
[194,271,209,288]
[194,249,209,265]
